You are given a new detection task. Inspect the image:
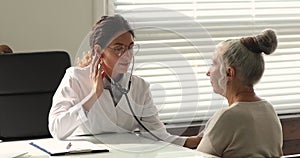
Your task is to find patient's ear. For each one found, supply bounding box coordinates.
[226,67,235,80]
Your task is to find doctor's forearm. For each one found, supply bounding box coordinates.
[49,102,88,139]
[49,111,84,139]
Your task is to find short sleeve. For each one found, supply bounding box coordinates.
[197,110,234,156]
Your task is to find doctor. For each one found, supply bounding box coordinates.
[48,14,200,148]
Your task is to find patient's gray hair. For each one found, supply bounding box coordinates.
[219,29,277,85]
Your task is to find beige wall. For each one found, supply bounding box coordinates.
[0,0,110,65]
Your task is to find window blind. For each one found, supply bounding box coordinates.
[112,0,300,124]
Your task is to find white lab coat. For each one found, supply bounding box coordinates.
[48,65,186,146]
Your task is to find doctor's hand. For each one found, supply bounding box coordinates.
[183,135,202,149]
[82,54,105,112]
[90,54,104,98]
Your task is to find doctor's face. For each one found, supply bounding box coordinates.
[206,45,227,96]
[102,32,134,76]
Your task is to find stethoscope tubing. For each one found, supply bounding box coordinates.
[103,56,163,141]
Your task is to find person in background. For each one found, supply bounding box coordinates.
[48,14,200,148]
[0,44,13,54]
[196,29,283,157]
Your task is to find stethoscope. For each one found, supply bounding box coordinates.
[101,56,163,141]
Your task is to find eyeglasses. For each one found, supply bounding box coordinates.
[107,44,140,57]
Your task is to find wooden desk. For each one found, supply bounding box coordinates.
[0,133,218,158]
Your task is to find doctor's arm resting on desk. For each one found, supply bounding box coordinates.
[48,14,200,149]
[196,29,283,157]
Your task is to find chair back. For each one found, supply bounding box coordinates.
[0,51,71,141]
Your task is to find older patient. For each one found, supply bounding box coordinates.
[196,29,283,157]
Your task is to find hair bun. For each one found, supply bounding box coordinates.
[240,29,278,55]
[255,29,277,55]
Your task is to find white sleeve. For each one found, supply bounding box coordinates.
[140,115,187,146]
[48,69,91,140]
[139,85,187,146]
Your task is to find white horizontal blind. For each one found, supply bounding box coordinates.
[113,0,300,124]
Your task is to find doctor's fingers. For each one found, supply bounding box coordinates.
[94,64,104,97]
[90,55,101,80]
[92,58,104,89]
[90,55,97,77]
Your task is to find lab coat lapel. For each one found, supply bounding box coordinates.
[99,90,118,122]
